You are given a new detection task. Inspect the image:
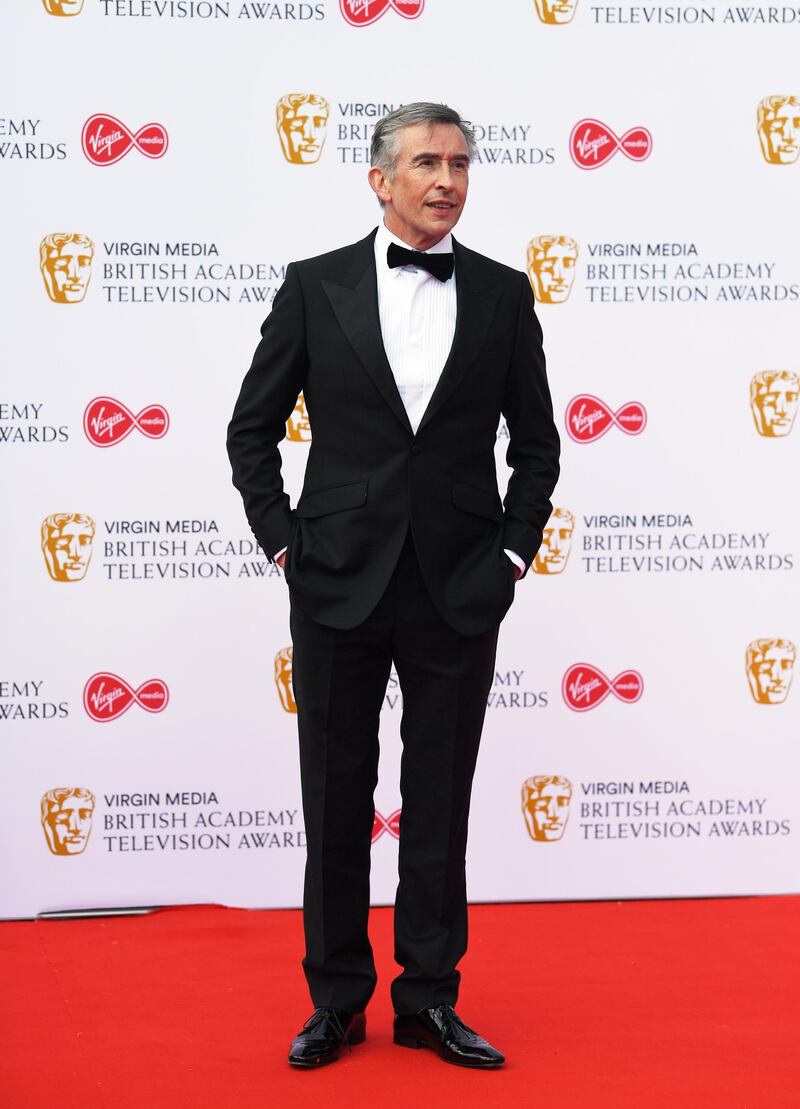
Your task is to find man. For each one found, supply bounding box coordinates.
[227,102,560,1069]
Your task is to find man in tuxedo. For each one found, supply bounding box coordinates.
[227,102,560,1069]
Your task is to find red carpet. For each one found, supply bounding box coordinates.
[2,897,799,1109]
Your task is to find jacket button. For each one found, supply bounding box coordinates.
[410,444,422,455]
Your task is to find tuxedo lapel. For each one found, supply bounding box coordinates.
[416,239,501,436]
[322,232,413,437]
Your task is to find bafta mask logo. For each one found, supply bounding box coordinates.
[41,513,95,582]
[527,236,578,304]
[522,775,572,842]
[41,788,95,856]
[276,94,329,165]
[750,371,799,437]
[746,639,796,705]
[533,0,578,23]
[275,646,296,713]
[533,508,574,574]
[42,0,85,13]
[286,393,312,442]
[40,233,94,304]
[757,96,800,165]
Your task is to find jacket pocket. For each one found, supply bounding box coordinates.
[451,481,504,522]
[296,479,368,518]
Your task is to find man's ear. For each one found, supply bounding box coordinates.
[368,165,391,205]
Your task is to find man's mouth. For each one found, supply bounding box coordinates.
[427,201,456,212]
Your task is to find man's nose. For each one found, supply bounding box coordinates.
[67,538,81,559]
[553,261,565,283]
[775,393,788,414]
[67,814,80,832]
[66,258,80,279]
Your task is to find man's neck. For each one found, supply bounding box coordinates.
[381,217,450,253]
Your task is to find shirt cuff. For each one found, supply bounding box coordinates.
[504,548,527,577]
[273,546,287,564]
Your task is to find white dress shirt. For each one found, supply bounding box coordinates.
[277,222,525,577]
[374,221,457,436]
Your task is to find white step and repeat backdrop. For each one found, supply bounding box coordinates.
[2,0,798,918]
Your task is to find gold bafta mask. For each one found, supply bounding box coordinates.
[746,638,796,704]
[41,513,95,582]
[527,236,579,304]
[286,393,312,442]
[41,788,95,856]
[522,775,573,842]
[42,0,85,13]
[40,233,94,303]
[757,96,800,165]
[276,93,329,165]
[533,508,574,574]
[533,0,579,23]
[275,646,297,713]
[750,371,799,437]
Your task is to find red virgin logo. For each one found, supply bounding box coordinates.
[372,809,401,842]
[81,114,169,166]
[83,673,169,722]
[569,119,652,170]
[562,664,643,712]
[339,0,423,26]
[83,397,169,447]
[565,394,646,443]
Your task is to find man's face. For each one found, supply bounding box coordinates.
[759,101,800,165]
[43,0,85,12]
[533,513,574,574]
[372,123,469,251]
[43,520,94,581]
[533,0,579,23]
[751,375,799,437]
[274,649,296,713]
[286,393,312,441]
[278,99,329,164]
[45,795,94,855]
[528,240,578,303]
[41,240,93,303]
[524,783,571,842]
[747,644,795,704]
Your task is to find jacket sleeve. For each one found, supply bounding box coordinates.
[226,262,307,560]
[501,272,561,569]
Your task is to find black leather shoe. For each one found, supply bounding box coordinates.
[288,1006,366,1067]
[393,1003,505,1068]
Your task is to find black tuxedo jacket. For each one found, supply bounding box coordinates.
[227,229,560,636]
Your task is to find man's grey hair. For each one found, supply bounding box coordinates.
[370,102,477,178]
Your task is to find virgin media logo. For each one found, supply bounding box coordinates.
[81,114,168,166]
[83,397,169,447]
[372,809,401,842]
[83,672,169,722]
[339,0,423,26]
[562,664,643,712]
[565,394,646,443]
[569,119,652,170]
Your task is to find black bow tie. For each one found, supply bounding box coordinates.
[387,242,454,282]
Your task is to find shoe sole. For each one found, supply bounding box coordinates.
[393,1034,504,1068]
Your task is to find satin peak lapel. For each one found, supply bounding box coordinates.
[322,252,413,437]
[417,241,501,435]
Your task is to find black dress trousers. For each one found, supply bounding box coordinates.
[289,529,503,1015]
